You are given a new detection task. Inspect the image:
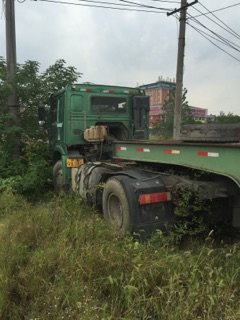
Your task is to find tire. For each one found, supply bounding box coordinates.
[53,160,63,193]
[103,177,131,234]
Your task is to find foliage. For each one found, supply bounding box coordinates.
[171,186,210,239]
[154,88,195,138]
[0,57,82,196]
[215,111,240,124]
[0,138,52,198]
[1,192,240,319]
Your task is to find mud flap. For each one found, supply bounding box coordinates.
[110,169,175,237]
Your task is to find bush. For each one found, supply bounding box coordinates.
[0,138,52,198]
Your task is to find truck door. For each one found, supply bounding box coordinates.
[132,96,150,139]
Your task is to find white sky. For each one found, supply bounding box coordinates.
[0,0,240,115]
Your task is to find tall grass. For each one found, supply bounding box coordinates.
[1,191,240,319]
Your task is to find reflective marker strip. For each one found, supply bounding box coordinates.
[137,148,150,152]
[102,90,115,93]
[115,146,127,151]
[164,150,180,155]
[123,90,135,94]
[80,88,92,92]
[198,152,219,157]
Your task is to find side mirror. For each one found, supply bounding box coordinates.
[133,96,150,111]
[38,103,46,121]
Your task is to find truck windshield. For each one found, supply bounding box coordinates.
[91,96,127,113]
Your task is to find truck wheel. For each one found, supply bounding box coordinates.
[53,160,63,193]
[103,177,131,234]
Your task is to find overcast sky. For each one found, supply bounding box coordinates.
[0,0,240,115]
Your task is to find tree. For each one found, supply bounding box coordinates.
[214,111,240,124]
[0,58,82,142]
[154,88,194,138]
[0,58,82,194]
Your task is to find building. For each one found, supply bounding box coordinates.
[139,77,176,127]
[139,77,208,127]
[190,106,208,122]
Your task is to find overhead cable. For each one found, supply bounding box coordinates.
[117,0,171,11]
[187,21,240,53]
[191,5,240,41]
[186,21,240,63]
[198,2,240,40]
[149,0,180,3]
[188,2,240,19]
[187,13,240,51]
[36,0,168,12]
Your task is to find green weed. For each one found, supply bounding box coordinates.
[0,192,240,319]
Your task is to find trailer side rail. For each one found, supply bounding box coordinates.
[113,140,240,187]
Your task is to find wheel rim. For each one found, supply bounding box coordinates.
[107,193,123,229]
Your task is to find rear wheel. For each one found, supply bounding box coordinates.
[103,177,131,234]
[53,160,63,193]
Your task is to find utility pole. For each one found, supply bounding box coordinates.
[167,0,198,140]
[5,0,20,159]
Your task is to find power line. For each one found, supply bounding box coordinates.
[36,0,168,12]
[74,0,155,9]
[187,13,240,51]
[148,0,180,3]
[198,1,240,40]
[187,21,240,63]
[188,2,240,19]
[187,21,240,53]
[117,0,171,11]
[191,5,240,41]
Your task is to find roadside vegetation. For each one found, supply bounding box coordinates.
[1,190,240,320]
[1,57,240,319]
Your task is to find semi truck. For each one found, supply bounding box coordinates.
[38,83,240,235]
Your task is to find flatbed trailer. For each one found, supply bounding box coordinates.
[113,140,240,187]
[111,139,240,231]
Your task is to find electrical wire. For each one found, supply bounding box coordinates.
[117,0,171,11]
[198,2,240,40]
[36,0,168,12]
[74,0,154,9]
[187,13,240,51]
[191,5,240,41]
[186,21,240,63]
[187,21,240,53]
[188,2,240,19]
[148,0,180,3]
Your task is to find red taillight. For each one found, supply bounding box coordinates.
[139,192,171,205]
[86,88,93,92]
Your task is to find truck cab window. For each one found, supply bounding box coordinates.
[91,96,126,113]
[71,94,83,112]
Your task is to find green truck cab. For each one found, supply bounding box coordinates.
[39,83,150,191]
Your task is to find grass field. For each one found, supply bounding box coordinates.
[1,190,240,320]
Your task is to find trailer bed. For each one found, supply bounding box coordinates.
[113,140,240,187]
